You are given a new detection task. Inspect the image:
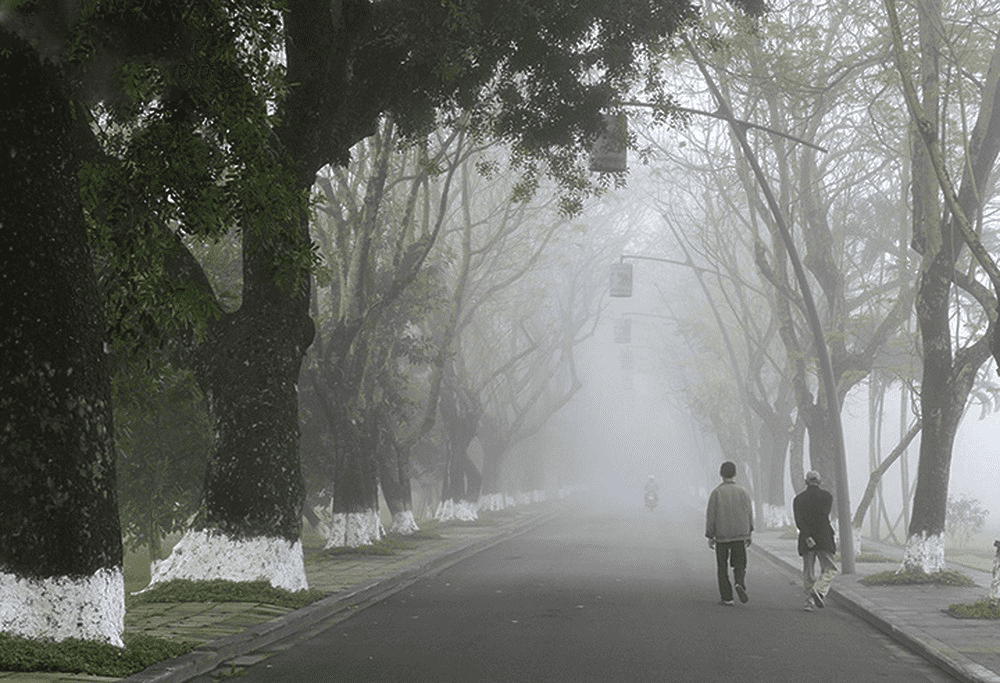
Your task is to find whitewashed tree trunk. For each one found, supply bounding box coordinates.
[900,531,946,574]
[479,493,506,512]
[326,511,384,548]
[148,530,307,592]
[763,503,791,529]
[389,510,419,535]
[0,569,124,646]
[990,542,999,602]
[436,499,478,522]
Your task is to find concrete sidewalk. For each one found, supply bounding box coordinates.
[752,529,1000,683]
[0,505,557,683]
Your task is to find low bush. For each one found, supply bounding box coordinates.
[129,579,327,609]
[860,568,977,587]
[0,632,196,678]
[945,599,1000,619]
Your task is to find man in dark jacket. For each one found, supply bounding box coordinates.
[705,461,753,606]
[793,470,839,611]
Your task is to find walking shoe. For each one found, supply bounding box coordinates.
[718,599,735,606]
[735,583,748,603]
[811,589,824,608]
[803,602,814,612]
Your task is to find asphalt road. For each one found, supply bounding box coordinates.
[221,496,958,683]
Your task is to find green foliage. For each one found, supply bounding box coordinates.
[860,568,977,587]
[946,494,990,548]
[322,534,419,557]
[114,360,209,563]
[129,580,327,610]
[0,632,196,678]
[946,599,1000,619]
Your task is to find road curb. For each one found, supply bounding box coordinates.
[752,543,1000,683]
[118,508,559,683]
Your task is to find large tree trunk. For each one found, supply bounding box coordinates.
[479,416,507,509]
[758,416,791,527]
[151,231,315,590]
[1,31,124,644]
[377,427,419,535]
[151,0,368,582]
[904,266,961,571]
[329,413,382,547]
[437,368,482,520]
[893,0,1000,572]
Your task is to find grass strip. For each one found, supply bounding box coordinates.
[860,568,977,587]
[945,599,1000,619]
[129,579,327,609]
[0,632,197,678]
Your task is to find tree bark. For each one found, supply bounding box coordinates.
[1,30,124,644]
[884,0,1000,571]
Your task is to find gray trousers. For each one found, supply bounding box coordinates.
[802,549,838,598]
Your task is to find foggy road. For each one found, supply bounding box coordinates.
[216,496,957,683]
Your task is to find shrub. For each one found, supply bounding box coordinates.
[945,494,989,548]
[946,599,1000,619]
[0,632,196,678]
[860,568,977,587]
[129,579,327,609]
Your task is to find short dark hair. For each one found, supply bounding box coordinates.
[720,461,736,478]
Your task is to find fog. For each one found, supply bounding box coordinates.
[529,213,999,546]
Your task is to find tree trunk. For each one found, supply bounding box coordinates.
[377,422,419,535]
[479,416,507,509]
[437,368,482,520]
[758,417,791,527]
[904,259,959,571]
[891,0,1000,573]
[1,31,124,644]
[151,287,314,590]
[329,411,382,547]
[788,416,807,496]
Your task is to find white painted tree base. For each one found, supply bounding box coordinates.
[324,510,384,548]
[148,529,308,592]
[990,550,999,602]
[763,504,791,529]
[0,567,124,646]
[478,493,509,512]
[901,531,946,574]
[389,510,419,535]
[435,499,478,522]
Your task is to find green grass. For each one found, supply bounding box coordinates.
[128,579,328,609]
[0,632,197,678]
[860,568,977,587]
[946,599,1000,619]
[317,529,444,558]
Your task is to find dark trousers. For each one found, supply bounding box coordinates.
[715,541,747,601]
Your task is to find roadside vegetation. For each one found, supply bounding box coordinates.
[946,600,1000,619]
[129,580,328,609]
[860,568,977,588]
[0,633,197,678]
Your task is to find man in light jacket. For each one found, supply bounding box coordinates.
[705,461,754,605]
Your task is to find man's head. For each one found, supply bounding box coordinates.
[805,470,822,486]
[720,461,736,479]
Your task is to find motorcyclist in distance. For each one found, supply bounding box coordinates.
[644,475,660,509]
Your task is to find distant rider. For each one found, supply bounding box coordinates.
[644,475,660,506]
